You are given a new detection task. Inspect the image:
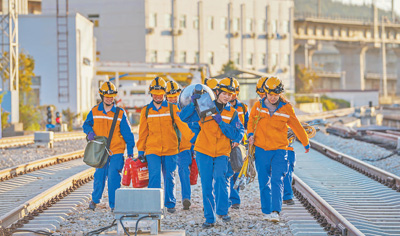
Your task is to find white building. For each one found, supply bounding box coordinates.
[19,13,95,116]
[42,0,295,95]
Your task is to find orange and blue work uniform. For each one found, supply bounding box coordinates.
[137,100,194,209]
[247,98,309,214]
[83,102,135,209]
[227,99,249,207]
[180,102,244,224]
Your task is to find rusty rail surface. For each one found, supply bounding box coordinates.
[292,175,364,236]
[310,139,400,191]
[0,150,84,181]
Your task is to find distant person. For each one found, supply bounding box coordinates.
[165,81,193,210]
[226,78,248,210]
[248,76,309,222]
[137,77,193,213]
[83,81,135,212]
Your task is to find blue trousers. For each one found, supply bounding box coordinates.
[196,151,229,224]
[254,147,289,214]
[177,150,192,200]
[146,154,178,209]
[226,161,240,206]
[92,153,124,209]
[283,150,296,201]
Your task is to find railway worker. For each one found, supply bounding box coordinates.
[137,77,194,213]
[226,78,248,210]
[256,77,267,99]
[83,81,135,212]
[179,77,245,229]
[165,81,193,210]
[247,76,310,222]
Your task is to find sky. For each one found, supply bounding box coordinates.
[335,0,400,15]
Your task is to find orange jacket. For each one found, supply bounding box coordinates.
[83,103,135,155]
[248,98,309,151]
[138,100,194,156]
[194,103,244,158]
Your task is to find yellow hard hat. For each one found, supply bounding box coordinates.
[264,76,284,95]
[149,77,167,95]
[233,78,240,95]
[204,78,219,90]
[256,77,267,95]
[166,81,181,98]
[99,81,118,97]
[218,77,236,94]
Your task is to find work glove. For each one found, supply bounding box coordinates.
[138,151,146,163]
[87,131,95,141]
[128,154,133,159]
[304,144,310,153]
[191,94,201,104]
[213,114,222,124]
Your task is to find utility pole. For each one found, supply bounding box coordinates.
[381,16,388,98]
[0,0,19,124]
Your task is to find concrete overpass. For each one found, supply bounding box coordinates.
[293,10,400,97]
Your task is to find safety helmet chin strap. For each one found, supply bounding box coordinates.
[151,94,164,104]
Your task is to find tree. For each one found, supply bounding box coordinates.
[295,64,320,93]
[220,60,238,75]
[1,51,41,130]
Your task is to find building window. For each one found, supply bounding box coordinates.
[179,51,187,63]
[246,18,253,32]
[220,17,227,30]
[270,53,278,68]
[165,14,172,28]
[233,18,240,31]
[260,53,266,65]
[193,17,199,29]
[149,13,157,27]
[234,52,240,65]
[88,14,99,27]
[282,20,289,33]
[207,16,214,30]
[283,54,290,66]
[271,20,277,33]
[247,53,253,65]
[258,19,266,32]
[195,52,200,63]
[180,15,186,28]
[207,52,214,65]
[166,51,172,63]
[150,50,157,63]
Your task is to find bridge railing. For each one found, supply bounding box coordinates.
[295,12,373,24]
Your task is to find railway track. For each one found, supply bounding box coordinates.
[291,140,400,236]
[0,150,92,235]
[0,132,86,149]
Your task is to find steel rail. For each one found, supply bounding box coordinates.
[0,132,86,149]
[309,139,400,191]
[0,150,84,181]
[292,174,364,236]
[0,167,95,234]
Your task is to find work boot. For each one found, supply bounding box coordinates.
[269,211,280,223]
[201,222,215,229]
[218,214,231,222]
[167,207,176,213]
[283,199,295,205]
[183,199,191,210]
[231,204,240,209]
[88,200,96,211]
